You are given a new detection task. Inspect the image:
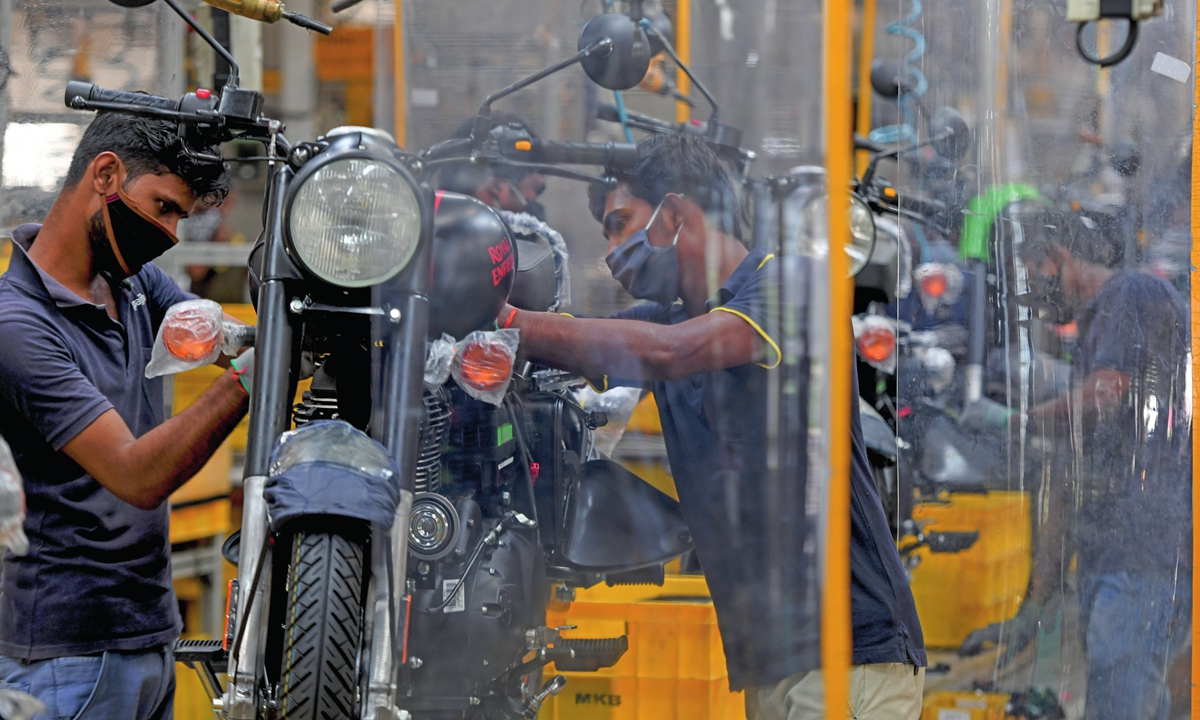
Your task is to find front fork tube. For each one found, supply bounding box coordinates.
[225,475,273,720]
[362,490,414,720]
[226,273,297,718]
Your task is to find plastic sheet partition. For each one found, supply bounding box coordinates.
[862,0,1196,717]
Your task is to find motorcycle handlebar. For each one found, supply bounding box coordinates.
[595,103,676,133]
[65,81,179,113]
[521,139,638,167]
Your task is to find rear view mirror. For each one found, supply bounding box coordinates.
[870,59,916,98]
[929,106,971,160]
[578,13,652,90]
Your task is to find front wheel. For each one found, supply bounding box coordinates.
[277,530,367,720]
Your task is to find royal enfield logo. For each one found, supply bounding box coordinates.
[487,236,514,286]
[575,693,621,706]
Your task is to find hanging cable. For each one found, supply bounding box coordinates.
[868,0,927,146]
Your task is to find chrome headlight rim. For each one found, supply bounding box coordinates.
[847,193,878,277]
[796,190,879,278]
[283,140,426,289]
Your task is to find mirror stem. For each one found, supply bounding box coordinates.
[646,27,718,135]
[472,39,613,152]
[163,0,240,89]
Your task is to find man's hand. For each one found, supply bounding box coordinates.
[230,349,255,395]
[959,594,1059,666]
[61,369,249,510]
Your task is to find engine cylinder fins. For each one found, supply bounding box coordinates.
[408,491,461,561]
[414,387,451,493]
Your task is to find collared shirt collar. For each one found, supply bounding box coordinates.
[704,246,772,312]
[7,223,108,310]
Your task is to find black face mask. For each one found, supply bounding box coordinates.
[99,180,180,279]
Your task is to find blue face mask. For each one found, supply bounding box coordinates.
[605,197,685,306]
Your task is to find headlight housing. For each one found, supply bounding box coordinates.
[800,193,877,277]
[287,155,422,287]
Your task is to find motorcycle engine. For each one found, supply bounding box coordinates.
[401,385,549,718]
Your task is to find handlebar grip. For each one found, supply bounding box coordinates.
[897,193,948,216]
[65,81,179,112]
[525,140,638,168]
[854,133,888,153]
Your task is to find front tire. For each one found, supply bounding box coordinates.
[277,530,367,720]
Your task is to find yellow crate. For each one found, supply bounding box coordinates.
[920,690,1008,720]
[170,498,232,544]
[542,577,745,719]
[909,492,1031,648]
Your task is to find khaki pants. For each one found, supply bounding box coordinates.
[745,663,925,720]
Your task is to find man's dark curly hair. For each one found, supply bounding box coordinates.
[64,111,231,206]
[587,133,743,240]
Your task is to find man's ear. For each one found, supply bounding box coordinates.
[658,193,690,236]
[88,152,121,196]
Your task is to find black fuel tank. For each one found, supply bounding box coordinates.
[428,192,517,339]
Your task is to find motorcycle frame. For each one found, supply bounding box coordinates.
[224,142,434,720]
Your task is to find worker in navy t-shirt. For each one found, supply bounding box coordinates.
[498,134,925,720]
[0,111,251,720]
[1006,211,1191,720]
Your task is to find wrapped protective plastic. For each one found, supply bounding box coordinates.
[499,211,571,311]
[0,688,45,720]
[145,299,224,378]
[573,386,643,458]
[0,435,29,557]
[451,329,519,405]
[425,334,457,387]
[221,321,256,357]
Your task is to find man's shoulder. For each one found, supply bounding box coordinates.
[0,279,60,330]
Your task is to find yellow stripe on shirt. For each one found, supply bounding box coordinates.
[709,306,782,369]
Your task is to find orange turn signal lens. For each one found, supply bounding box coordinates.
[458,340,514,392]
[163,308,221,362]
[857,325,896,364]
[514,140,532,152]
[920,272,947,299]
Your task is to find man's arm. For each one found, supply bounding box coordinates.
[62,370,248,510]
[1026,368,1130,425]
[507,307,766,382]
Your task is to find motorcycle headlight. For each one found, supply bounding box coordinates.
[287,157,422,287]
[801,194,877,277]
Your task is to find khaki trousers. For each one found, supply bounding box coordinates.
[745,663,925,720]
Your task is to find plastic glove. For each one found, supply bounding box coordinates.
[231,348,255,396]
[958,597,1048,665]
[0,436,29,557]
[960,397,1019,431]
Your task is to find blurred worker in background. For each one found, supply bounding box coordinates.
[0,111,251,720]
[185,195,251,304]
[436,112,548,220]
[963,210,1191,720]
[496,133,926,720]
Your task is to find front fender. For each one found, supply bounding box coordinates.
[264,461,400,533]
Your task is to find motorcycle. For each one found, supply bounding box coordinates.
[69,2,695,719]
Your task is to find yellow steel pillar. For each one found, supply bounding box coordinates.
[823,0,853,716]
[1190,7,1199,713]
[393,0,407,148]
[854,0,877,176]
[674,0,691,123]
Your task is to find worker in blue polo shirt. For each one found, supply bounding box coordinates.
[497,134,925,719]
[0,111,253,720]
